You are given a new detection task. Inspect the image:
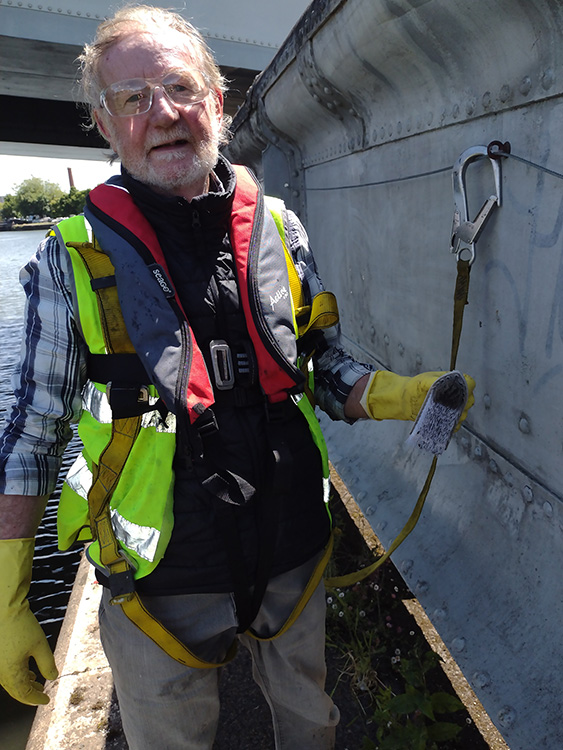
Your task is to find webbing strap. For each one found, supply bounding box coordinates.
[326,258,470,588]
[66,242,136,354]
[451,260,471,370]
[89,415,141,558]
[120,595,239,668]
[295,292,340,338]
[250,530,335,641]
[325,459,437,587]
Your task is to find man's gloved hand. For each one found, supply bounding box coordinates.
[360,370,475,425]
[0,538,58,705]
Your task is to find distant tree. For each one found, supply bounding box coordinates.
[50,187,90,218]
[14,177,64,218]
[1,194,19,219]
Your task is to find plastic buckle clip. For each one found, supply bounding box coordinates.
[210,340,235,390]
[106,382,150,419]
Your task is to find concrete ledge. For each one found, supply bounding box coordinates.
[26,552,120,750]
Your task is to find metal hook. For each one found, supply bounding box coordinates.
[450,144,503,264]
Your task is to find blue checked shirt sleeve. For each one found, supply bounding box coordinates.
[0,235,87,496]
[284,210,374,422]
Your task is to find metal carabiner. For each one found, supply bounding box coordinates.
[450,145,502,264]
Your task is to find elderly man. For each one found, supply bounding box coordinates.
[0,5,473,749]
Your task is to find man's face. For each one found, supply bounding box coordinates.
[95,30,224,201]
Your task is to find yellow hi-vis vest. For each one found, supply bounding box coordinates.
[55,169,337,583]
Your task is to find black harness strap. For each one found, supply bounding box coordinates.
[194,399,294,633]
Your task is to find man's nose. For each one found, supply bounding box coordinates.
[149,86,180,122]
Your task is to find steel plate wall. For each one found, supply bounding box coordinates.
[226,1,563,748]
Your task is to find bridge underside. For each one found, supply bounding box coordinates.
[0,31,258,156]
[0,67,257,155]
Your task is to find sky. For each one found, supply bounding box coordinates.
[0,154,121,196]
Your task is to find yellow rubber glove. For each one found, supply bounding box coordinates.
[0,538,58,705]
[361,370,475,425]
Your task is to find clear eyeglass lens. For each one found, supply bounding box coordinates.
[101,72,209,117]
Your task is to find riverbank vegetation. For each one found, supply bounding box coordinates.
[324,478,493,750]
[1,176,89,222]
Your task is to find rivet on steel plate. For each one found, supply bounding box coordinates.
[522,486,534,504]
[498,706,516,728]
[473,671,491,688]
[543,501,553,519]
[518,417,531,434]
[541,68,555,90]
[519,76,532,96]
[401,559,413,574]
[451,637,466,653]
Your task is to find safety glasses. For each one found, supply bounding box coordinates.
[99,71,209,117]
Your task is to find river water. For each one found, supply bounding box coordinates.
[0,230,82,749]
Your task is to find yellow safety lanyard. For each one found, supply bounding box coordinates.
[325,259,470,588]
[327,144,501,588]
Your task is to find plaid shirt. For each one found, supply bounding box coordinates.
[0,206,372,496]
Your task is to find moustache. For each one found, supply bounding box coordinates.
[147,128,194,150]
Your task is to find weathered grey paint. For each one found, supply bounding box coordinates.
[226,1,563,748]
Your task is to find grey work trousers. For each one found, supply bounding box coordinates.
[98,558,340,749]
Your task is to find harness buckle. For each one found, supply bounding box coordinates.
[210,340,235,390]
[450,145,502,265]
[108,550,138,605]
[195,407,219,438]
[106,382,150,419]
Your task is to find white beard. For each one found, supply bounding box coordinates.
[115,124,220,197]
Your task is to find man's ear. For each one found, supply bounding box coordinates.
[94,109,114,149]
[213,89,224,122]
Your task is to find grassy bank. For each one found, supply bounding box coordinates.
[325,473,505,750]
